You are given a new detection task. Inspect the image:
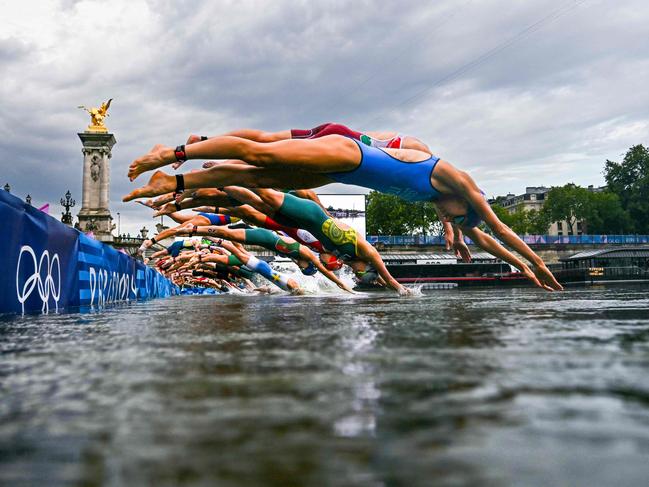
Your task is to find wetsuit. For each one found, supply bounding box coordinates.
[277,193,358,260]
[328,139,441,202]
[291,122,403,149]
[243,228,302,259]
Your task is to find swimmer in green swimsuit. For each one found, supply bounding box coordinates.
[216,187,410,295]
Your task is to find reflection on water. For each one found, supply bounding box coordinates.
[1,286,649,486]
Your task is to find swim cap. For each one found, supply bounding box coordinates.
[321,254,343,271]
[301,262,318,276]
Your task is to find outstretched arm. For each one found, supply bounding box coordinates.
[450,225,472,262]
[463,227,557,291]
[437,165,561,290]
[358,242,409,295]
[143,224,188,249]
[174,224,231,240]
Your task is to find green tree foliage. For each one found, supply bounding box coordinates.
[583,191,631,234]
[604,144,649,233]
[541,184,632,234]
[490,204,514,228]
[541,184,591,233]
[365,191,440,235]
[490,205,550,235]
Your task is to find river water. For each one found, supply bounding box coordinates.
[1,285,649,487]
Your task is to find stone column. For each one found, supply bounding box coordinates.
[77,132,116,242]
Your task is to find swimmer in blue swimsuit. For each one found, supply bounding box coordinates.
[125,130,562,291]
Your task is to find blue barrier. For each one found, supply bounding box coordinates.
[366,234,649,246]
[1,190,177,314]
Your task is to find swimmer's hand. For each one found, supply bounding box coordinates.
[398,286,412,296]
[453,239,472,263]
[341,285,357,294]
[444,225,454,251]
[138,239,153,254]
[520,265,554,291]
[533,263,563,291]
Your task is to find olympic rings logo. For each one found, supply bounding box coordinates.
[16,245,61,314]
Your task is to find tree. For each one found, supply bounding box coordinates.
[365,191,440,235]
[527,209,551,235]
[493,206,551,235]
[541,184,591,234]
[583,191,632,234]
[604,144,649,233]
[490,204,514,228]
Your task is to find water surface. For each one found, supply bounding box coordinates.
[2,286,649,486]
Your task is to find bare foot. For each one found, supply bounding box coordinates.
[123,170,176,202]
[128,144,174,181]
[186,134,202,145]
[151,192,176,207]
[152,202,178,217]
[136,200,155,209]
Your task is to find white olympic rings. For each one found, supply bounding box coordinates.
[16,245,61,314]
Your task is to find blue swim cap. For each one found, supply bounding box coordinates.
[301,262,318,276]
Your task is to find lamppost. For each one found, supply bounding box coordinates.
[3,183,10,193]
[61,190,76,226]
[25,195,32,205]
[117,212,121,236]
[140,226,149,239]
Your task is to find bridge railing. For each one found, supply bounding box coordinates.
[366,235,649,246]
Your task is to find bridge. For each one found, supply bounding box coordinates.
[368,235,649,264]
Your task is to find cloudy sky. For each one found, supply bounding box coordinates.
[1,0,647,236]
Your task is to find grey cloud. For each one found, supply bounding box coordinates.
[0,37,30,63]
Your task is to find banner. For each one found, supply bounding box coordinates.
[1,190,177,314]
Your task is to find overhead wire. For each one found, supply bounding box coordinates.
[363,0,588,127]
[299,1,474,122]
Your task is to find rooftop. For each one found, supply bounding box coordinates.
[561,247,649,261]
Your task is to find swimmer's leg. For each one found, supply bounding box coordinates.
[123,166,332,202]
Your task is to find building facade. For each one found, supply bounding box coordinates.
[494,185,605,236]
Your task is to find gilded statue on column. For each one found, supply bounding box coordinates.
[78,98,112,132]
